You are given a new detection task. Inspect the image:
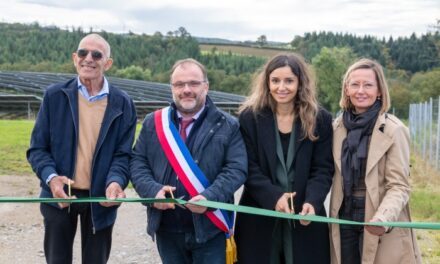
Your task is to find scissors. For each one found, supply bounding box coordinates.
[289,192,296,228]
[168,186,186,209]
[68,179,72,213]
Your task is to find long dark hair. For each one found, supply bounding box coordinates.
[240,53,319,141]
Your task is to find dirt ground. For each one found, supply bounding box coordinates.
[0,174,162,264]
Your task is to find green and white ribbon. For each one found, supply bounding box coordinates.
[0,197,439,230]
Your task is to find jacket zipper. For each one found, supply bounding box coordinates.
[89,109,122,234]
[66,91,78,215]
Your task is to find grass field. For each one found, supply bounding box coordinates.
[0,119,439,261]
[0,120,34,175]
[0,120,143,175]
[409,154,440,261]
[200,44,290,58]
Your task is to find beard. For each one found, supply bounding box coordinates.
[173,91,206,115]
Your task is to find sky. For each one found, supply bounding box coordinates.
[0,0,438,42]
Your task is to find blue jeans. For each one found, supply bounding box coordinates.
[156,230,225,264]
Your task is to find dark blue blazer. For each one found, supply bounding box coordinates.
[27,77,137,231]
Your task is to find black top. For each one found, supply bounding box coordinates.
[279,131,291,163]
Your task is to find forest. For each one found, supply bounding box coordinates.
[0,22,439,117]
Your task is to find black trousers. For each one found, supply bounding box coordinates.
[339,196,366,264]
[40,190,113,264]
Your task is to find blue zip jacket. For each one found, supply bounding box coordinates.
[130,97,247,243]
[27,77,137,231]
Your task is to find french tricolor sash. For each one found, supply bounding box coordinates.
[154,107,234,236]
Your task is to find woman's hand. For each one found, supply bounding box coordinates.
[275,192,296,213]
[299,203,315,226]
[365,217,387,236]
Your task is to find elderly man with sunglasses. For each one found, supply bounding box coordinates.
[27,33,137,264]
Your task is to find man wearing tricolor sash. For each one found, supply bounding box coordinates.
[130,58,247,264]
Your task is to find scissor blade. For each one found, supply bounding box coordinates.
[175,196,186,209]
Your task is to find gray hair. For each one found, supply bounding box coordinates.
[78,33,111,58]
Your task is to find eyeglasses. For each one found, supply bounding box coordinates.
[171,80,206,89]
[347,82,377,90]
[76,49,104,61]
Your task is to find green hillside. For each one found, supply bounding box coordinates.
[0,22,439,116]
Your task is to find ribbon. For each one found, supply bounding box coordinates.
[0,197,439,230]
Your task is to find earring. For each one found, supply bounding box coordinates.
[377,96,381,100]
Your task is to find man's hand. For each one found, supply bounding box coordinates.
[49,176,74,208]
[299,203,315,226]
[100,182,126,207]
[275,192,296,213]
[153,185,176,210]
[186,195,208,214]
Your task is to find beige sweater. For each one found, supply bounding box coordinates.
[72,93,107,190]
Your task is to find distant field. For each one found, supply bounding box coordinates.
[200,44,290,58]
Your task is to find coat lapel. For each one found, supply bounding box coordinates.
[365,114,392,209]
[293,119,304,162]
[260,112,305,177]
[258,109,278,179]
[333,114,392,177]
[365,114,392,176]
[332,116,346,173]
[190,98,220,156]
[97,86,122,150]
[61,78,79,138]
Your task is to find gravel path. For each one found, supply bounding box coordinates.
[0,174,161,264]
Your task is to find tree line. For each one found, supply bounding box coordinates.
[291,31,439,73]
[0,22,439,118]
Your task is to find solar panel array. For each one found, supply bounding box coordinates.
[0,71,245,118]
[0,71,245,102]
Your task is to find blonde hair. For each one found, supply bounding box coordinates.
[240,53,319,141]
[340,58,390,113]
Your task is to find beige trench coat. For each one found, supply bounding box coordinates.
[329,113,421,264]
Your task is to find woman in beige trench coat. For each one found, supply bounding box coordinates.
[329,58,421,264]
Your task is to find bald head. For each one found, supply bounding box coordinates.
[78,33,111,58]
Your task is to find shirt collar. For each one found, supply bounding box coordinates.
[77,76,109,102]
[177,105,205,121]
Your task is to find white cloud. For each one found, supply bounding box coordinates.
[0,0,438,42]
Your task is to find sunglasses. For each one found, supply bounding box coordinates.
[76,49,104,61]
